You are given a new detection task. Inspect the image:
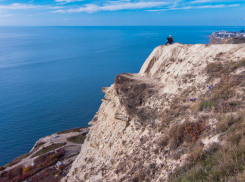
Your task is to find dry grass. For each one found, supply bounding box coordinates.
[211,82,235,101]
[216,113,244,133]
[168,123,189,150]
[187,141,205,163]
[164,60,245,181]
[206,59,245,79]
[159,101,189,127]
[166,120,205,150]
[169,112,245,182]
[169,59,245,181]
[198,81,236,113]
[199,60,245,114]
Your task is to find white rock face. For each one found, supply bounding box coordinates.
[139,43,245,94]
[62,43,245,182]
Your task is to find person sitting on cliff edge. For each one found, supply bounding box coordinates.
[165,35,174,45]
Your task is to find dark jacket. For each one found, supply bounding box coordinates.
[167,37,174,44]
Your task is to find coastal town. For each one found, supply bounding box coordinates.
[210,30,245,39]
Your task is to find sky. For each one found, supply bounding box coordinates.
[0,0,245,26]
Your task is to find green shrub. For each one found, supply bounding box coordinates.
[199,100,216,111]
[67,134,86,144]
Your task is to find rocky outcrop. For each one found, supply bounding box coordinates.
[63,43,245,182]
[209,36,245,44]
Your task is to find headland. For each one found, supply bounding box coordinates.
[2,43,245,182]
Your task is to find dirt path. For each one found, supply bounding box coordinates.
[3,129,89,172]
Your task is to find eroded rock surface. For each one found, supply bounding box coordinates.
[63,43,245,182]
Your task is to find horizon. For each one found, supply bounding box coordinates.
[0,0,245,26]
[0,25,245,27]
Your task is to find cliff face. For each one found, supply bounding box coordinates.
[63,43,245,182]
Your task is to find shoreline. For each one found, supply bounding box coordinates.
[0,127,90,181]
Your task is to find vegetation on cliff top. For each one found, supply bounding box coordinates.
[169,59,245,182]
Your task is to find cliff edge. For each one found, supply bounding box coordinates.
[63,43,245,182]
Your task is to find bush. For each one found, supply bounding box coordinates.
[168,123,187,150]
[22,166,31,174]
[185,122,205,142]
[168,122,191,150]
[11,165,23,177]
[0,166,5,171]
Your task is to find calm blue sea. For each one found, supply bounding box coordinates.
[0,26,244,166]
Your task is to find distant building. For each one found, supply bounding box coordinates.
[211,30,245,39]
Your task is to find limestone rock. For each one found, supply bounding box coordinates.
[62,43,245,182]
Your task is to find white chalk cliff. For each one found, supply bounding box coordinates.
[62,43,245,182]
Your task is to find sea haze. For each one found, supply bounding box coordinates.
[0,26,244,166]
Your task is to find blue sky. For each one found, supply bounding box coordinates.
[0,0,245,26]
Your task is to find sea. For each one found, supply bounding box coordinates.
[0,26,244,166]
